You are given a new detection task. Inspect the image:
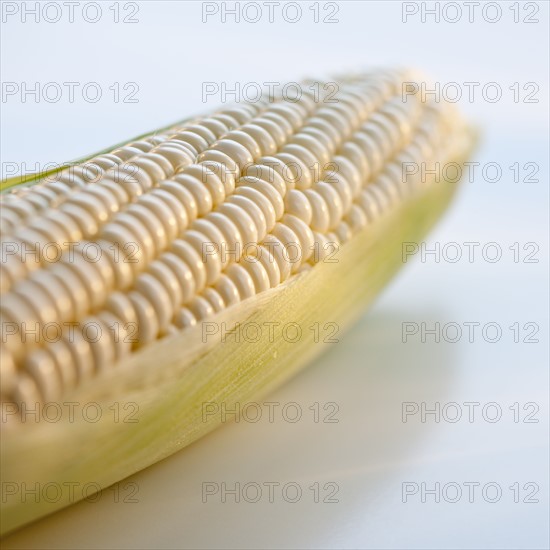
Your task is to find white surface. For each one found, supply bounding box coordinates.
[1,1,548,548]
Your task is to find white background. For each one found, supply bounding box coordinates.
[1,1,549,548]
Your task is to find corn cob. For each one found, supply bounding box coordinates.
[0,69,475,535]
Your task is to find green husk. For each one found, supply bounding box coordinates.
[0,118,191,192]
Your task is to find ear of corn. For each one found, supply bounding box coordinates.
[0,69,475,535]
